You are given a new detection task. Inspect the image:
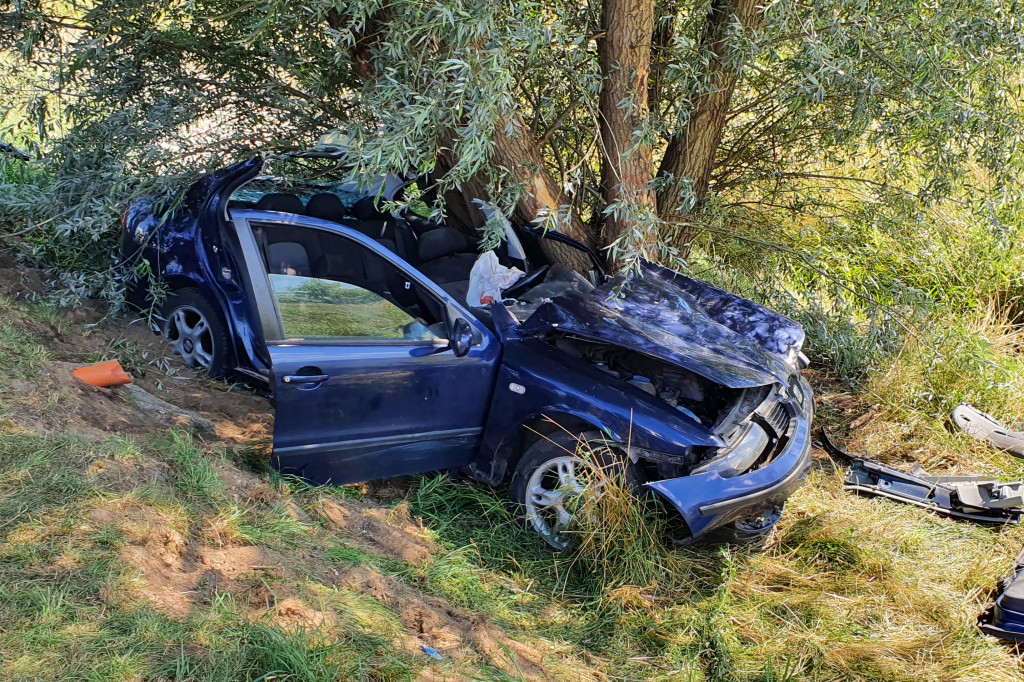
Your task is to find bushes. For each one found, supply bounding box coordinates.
[686,175,1024,411]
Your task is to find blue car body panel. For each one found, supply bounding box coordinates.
[646,375,813,536]
[471,334,727,485]
[123,157,272,378]
[270,337,500,485]
[517,262,801,389]
[122,155,815,541]
[986,584,1024,640]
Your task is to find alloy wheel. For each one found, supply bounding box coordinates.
[164,305,215,370]
[524,454,604,550]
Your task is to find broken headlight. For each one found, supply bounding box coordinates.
[691,422,770,478]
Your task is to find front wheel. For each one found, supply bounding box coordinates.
[717,505,784,544]
[160,289,231,378]
[509,431,623,550]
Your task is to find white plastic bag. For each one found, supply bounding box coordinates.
[466,251,525,307]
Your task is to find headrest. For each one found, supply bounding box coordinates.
[350,196,387,222]
[266,241,311,277]
[306,193,347,222]
[254,193,305,215]
[418,228,469,263]
[347,219,388,240]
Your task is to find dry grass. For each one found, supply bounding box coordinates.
[5,259,1024,679]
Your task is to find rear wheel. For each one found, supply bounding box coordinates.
[161,289,231,378]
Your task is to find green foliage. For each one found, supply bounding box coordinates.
[4,0,1024,312]
[0,313,50,378]
[168,431,224,502]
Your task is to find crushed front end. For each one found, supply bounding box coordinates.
[541,333,814,541]
[511,261,815,542]
[643,374,814,540]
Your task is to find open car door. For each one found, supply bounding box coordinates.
[232,211,500,485]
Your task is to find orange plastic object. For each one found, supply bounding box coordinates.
[72,360,132,388]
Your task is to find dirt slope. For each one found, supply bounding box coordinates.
[0,251,589,680]
[6,250,1024,682]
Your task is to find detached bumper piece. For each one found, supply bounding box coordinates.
[820,429,1024,525]
[844,459,1024,524]
[979,548,1024,643]
[952,403,1024,459]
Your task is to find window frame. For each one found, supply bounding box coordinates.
[230,210,475,347]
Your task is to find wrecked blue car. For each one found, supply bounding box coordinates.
[122,152,814,548]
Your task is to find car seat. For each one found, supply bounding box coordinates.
[306,193,348,222]
[266,242,311,276]
[346,197,418,263]
[349,196,387,222]
[416,228,477,302]
[403,213,444,238]
[254,193,305,215]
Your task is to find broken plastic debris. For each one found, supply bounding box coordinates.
[952,404,1024,458]
[72,360,132,388]
[420,646,443,661]
[979,546,1024,643]
[820,428,1024,524]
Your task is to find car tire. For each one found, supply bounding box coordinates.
[160,289,232,378]
[510,430,626,551]
[707,505,784,545]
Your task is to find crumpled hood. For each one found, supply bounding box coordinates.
[518,262,805,389]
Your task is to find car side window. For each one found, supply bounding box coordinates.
[253,221,448,343]
[269,274,429,340]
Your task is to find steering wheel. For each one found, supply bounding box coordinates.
[502,265,549,301]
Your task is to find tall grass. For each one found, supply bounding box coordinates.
[556,437,677,592]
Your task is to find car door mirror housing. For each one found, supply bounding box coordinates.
[449,318,473,357]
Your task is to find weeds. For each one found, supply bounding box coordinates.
[167,431,223,502]
[557,437,674,592]
[4,242,1024,678]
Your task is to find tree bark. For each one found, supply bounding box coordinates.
[648,0,681,123]
[655,0,764,252]
[598,0,657,258]
[491,124,599,273]
[436,122,596,274]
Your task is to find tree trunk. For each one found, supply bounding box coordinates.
[598,0,657,262]
[655,0,764,252]
[436,122,597,274]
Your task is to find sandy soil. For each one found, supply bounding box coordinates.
[1,249,571,679]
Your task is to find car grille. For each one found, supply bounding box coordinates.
[761,400,790,437]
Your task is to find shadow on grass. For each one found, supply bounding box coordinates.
[407,472,739,673]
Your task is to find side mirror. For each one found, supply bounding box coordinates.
[449,317,473,357]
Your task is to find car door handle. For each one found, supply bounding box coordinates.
[282,374,329,384]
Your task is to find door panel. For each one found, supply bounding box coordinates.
[270,339,498,484]
[234,215,501,485]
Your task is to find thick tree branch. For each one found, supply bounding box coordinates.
[597,0,656,260]
[655,0,765,251]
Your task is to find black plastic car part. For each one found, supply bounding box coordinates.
[820,429,1024,525]
[979,547,1024,643]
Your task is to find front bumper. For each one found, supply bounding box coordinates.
[645,375,814,539]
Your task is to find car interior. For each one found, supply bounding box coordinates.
[227,178,600,337]
[246,218,450,340]
[230,189,481,304]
